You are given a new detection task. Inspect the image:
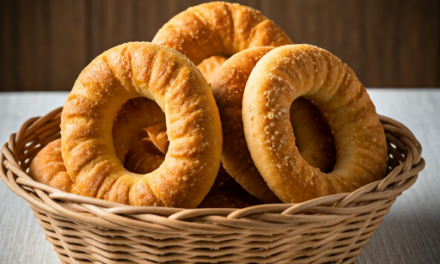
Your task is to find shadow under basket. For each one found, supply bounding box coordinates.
[0,106,425,264]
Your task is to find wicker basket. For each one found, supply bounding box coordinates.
[1,107,425,264]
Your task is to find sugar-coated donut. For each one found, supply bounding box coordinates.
[197,56,228,84]
[211,47,336,203]
[153,2,292,65]
[29,139,73,192]
[61,42,223,207]
[242,44,388,203]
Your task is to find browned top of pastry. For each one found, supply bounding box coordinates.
[29,139,73,193]
[153,2,292,65]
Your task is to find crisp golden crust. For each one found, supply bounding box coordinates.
[211,47,336,203]
[197,56,228,84]
[29,139,73,192]
[61,42,223,208]
[242,44,388,203]
[152,2,292,65]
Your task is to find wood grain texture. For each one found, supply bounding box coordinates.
[0,90,439,263]
[0,0,438,91]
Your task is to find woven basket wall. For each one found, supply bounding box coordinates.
[0,107,425,264]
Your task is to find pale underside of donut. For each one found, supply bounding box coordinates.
[61,42,222,208]
[243,44,388,203]
[211,47,336,203]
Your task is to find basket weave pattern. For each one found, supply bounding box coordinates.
[1,107,425,264]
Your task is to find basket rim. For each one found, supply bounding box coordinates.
[0,107,425,228]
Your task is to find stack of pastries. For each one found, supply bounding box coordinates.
[29,2,388,208]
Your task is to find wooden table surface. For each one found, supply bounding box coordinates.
[0,89,439,263]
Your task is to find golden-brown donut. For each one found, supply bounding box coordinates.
[242,44,388,203]
[211,47,336,203]
[153,2,292,65]
[61,42,223,207]
[29,139,73,192]
[30,97,168,193]
[197,56,228,84]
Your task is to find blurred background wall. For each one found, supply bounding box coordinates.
[1,0,438,91]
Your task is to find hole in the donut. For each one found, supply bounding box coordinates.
[197,55,229,84]
[113,97,167,174]
[289,97,336,173]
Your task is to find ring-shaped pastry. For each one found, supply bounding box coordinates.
[29,139,73,193]
[211,47,336,203]
[61,42,223,207]
[153,2,292,65]
[242,44,388,203]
